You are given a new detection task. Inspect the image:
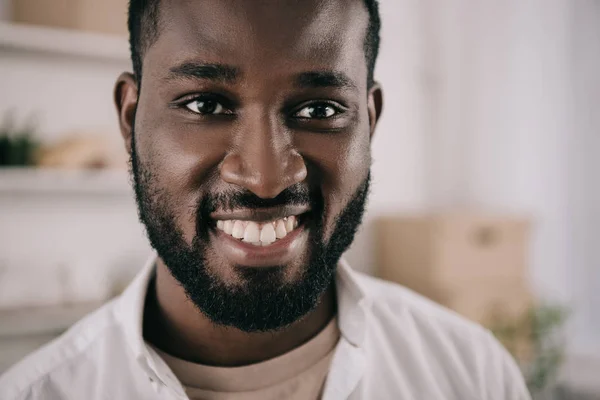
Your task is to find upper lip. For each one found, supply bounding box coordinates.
[210,205,310,222]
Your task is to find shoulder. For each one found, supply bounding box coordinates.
[352,271,530,399]
[0,300,121,400]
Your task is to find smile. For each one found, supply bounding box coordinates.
[209,207,311,267]
[216,216,299,247]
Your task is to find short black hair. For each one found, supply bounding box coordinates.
[128,0,381,88]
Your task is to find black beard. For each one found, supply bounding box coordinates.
[131,132,370,332]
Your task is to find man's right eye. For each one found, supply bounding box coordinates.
[185,98,232,115]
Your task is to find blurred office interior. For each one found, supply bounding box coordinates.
[0,1,598,398]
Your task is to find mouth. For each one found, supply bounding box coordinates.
[215,215,300,246]
[208,206,311,267]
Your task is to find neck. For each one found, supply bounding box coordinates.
[143,258,337,367]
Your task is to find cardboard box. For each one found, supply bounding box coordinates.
[441,282,533,324]
[376,212,533,324]
[12,0,128,35]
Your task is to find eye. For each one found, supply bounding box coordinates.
[185,98,231,115]
[294,103,340,119]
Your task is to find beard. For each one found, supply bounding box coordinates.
[131,131,370,332]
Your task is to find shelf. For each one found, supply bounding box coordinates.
[0,168,132,195]
[0,21,129,62]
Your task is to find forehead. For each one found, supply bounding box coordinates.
[145,0,369,87]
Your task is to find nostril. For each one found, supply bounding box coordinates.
[219,153,244,184]
[289,153,308,181]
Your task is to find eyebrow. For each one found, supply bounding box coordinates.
[168,62,240,83]
[295,71,357,90]
[167,63,356,90]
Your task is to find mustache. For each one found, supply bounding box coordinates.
[204,183,316,213]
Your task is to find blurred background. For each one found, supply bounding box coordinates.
[0,1,598,399]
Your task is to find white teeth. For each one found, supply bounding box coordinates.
[285,216,296,233]
[223,220,234,234]
[275,220,287,239]
[243,221,260,243]
[232,220,245,239]
[216,216,300,245]
[260,224,276,245]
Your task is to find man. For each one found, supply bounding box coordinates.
[0,0,531,399]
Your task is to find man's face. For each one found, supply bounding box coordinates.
[119,0,382,332]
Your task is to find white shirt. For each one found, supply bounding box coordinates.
[0,256,531,400]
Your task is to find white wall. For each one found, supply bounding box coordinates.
[567,0,600,354]
[430,0,573,303]
[369,0,427,212]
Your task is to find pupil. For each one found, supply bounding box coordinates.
[198,100,216,114]
[311,105,330,118]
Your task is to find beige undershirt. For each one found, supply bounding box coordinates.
[152,318,340,400]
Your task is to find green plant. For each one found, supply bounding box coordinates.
[0,112,40,166]
[491,304,569,396]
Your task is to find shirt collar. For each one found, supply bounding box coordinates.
[114,254,370,388]
[336,259,370,347]
[116,254,156,364]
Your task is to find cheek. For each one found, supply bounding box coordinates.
[299,130,371,240]
[325,140,370,238]
[135,117,216,245]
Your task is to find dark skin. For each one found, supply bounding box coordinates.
[115,0,383,367]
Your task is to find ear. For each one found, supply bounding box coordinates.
[114,72,139,155]
[367,82,383,139]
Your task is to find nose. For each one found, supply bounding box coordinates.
[220,113,307,199]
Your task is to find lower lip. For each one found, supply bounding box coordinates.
[210,223,309,267]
